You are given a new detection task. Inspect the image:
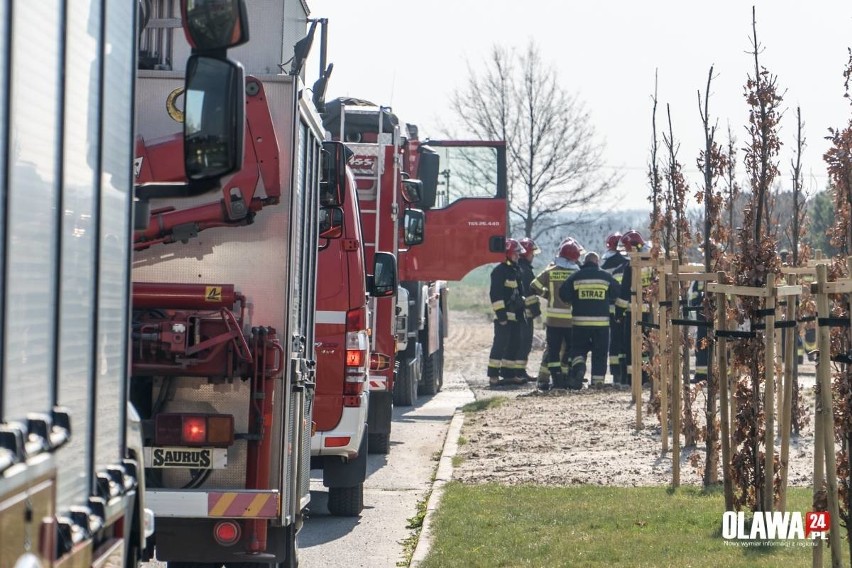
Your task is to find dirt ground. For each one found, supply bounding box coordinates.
[446,309,818,488]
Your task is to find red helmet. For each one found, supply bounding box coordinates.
[621,230,645,251]
[519,237,539,261]
[505,238,524,259]
[558,240,581,262]
[560,236,584,251]
[605,232,623,251]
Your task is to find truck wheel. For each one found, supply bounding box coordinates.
[368,432,390,454]
[419,310,445,396]
[392,355,418,407]
[327,484,364,517]
[419,347,443,396]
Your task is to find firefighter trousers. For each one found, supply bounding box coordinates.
[624,312,651,383]
[488,320,521,378]
[694,314,709,381]
[518,318,535,371]
[568,326,609,381]
[545,326,572,376]
[608,315,627,377]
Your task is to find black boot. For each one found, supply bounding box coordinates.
[567,364,585,391]
[611,367,623,385]
[551,370,568,389]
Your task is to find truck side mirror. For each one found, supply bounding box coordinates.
[319,207,344,239]
[368,252,397,298]
[417,147,439,209]
[320,142,347,207]
[181,0,249,51]
[402,209,425,246]
[401,179,423,204]
[184,55,245,181]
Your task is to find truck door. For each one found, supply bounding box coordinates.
[399,140,508,281]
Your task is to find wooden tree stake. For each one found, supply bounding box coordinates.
[670,259,682,487]
[816,264,842,567]
[716,273,733,511]
[778,273,796,513]
[763,277,776,513]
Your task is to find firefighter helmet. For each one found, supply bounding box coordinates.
[605,232,623,251]
[519,237,540,261]
[505,238,524,259]
[621,230,645,251]
[558,240,581,262]
[561,236,585,252]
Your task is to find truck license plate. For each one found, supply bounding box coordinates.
[144,447,228,469]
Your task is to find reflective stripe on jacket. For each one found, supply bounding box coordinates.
[558,263,628,327]
[531,261,579,328]
[490,260,524,323]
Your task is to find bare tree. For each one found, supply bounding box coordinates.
[663,104,698,447]
[451,41,619,240]
[786,108,810,439]
[788,107,809,264]
[723,125,741,256]
[730,7,784,514]
[824,48,852,564]
[648,70,665,259]
[696,65,729,487]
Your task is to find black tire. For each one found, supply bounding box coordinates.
[392,359,417,407]
[419,309,445,396]
[419,347,442,396]
[367,432,390,454]
[327,484,364,517]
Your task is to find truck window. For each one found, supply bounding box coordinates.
[426,146,501,208]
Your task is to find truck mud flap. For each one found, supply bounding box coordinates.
[155,519,298,565]
[367,391,392,435]
[323,425,368,488]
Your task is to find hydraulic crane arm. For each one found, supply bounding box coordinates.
[134,77,281,250]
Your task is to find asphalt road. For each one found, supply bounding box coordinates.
[297,370,474,567]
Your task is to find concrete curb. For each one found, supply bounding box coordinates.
[409,408,466,567]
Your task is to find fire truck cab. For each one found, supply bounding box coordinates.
[322,99,508,453]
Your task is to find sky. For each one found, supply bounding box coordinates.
[304,0,852,212]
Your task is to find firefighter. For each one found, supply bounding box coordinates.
[688,278,709,383]
[531,239,582,390]
[488,238,527,386]
[559,252,627,389]
[600,231,630,385]
[621,229,652,385]
[518,237,542,380]
[535,238,585,386]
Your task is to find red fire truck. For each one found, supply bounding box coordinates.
[322,99,508,452]
[312,146,396,516]
[129,1,334,564]
[0,1,245,566]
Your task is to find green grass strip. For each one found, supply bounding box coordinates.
[421,484,821,567]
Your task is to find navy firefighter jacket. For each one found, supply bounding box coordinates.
[490,260,524,323]
[558,261,628,326]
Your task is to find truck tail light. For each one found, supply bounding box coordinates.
[155,414,234,447]
[213,520,241,546]
[370,352,391,371]
[182,416,206,444]
[345,307,368,384]
[345,349,364,367]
